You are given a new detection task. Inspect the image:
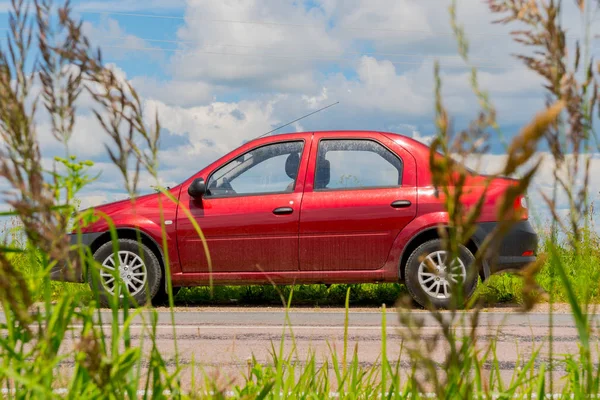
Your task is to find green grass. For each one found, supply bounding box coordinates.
[176,283,406,307]
[6,246,92,304]
[9,228,600,308]
[477,232,600,306]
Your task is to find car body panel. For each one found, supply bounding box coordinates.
[176,192,304,273]
[77,189,182,273]
[298,131,418,271]
[175,134,312,274]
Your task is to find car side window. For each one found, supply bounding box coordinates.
[314,139,403,190]
[206,141,304,197]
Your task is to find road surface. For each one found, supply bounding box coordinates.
[1,307,596,391]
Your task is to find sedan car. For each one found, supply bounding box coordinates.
[51,130,538,308]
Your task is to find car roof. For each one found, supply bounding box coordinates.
[258,129,426,149]
[264,129,418,141]
[269,129,402,137]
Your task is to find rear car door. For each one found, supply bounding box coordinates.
[299,132,417,271]
[176,138,310,273]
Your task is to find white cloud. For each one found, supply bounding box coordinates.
[130,77,216,107]
[296,56,546,124]
[302,87,329,109]
[82,18,164,61]
[330,0,433,45]
[408,128,434,145]
[144,97,281,173]
[34,63,140,160]
[38,114,110,159]
[169,0,342,90]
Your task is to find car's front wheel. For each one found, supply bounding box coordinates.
[88,239,163,307]
[404,239,478,309]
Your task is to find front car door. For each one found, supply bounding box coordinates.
[299,132,417,271]
[176,136,310,273]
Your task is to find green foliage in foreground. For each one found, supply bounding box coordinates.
[2,247,600,399]
[4,224,600,398]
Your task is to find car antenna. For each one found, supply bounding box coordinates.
[254,101,340,140]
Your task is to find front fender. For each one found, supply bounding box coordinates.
[82,208,180,274]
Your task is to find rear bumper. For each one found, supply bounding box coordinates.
[49,232,102,283]
[473,220,539,278]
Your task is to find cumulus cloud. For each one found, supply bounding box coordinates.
[296,56,546,125]
[130,77,216,107]
[169,0,343,90]
[144,97,280,169]
[38,115,110,159]
[82,18,164,61]
[329,0,434,46]
[33,63,141,160]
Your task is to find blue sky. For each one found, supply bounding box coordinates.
[0,0,599,227]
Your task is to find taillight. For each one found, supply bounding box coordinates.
[514,194,529,220]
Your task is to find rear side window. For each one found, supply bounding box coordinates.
[314,139,403,190]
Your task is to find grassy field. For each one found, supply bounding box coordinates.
[7,227,600,308]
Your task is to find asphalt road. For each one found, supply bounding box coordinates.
[1,307,596,391]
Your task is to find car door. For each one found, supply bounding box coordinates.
[299,132,417,271]
[176,138,310,273]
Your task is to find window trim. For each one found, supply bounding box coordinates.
[204,139,306,199]
[313,138,404,192]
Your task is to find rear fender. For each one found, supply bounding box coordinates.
[382,212,448,281]
[383,212,490,281]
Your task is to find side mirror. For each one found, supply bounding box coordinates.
[188,178,207,198]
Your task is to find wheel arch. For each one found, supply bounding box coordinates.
[89,228,168,291]
[398,226,480,281]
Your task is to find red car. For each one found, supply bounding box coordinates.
[51,130,538,308]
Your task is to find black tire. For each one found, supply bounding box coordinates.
[404,239,477,309]
[152,286,181,306]
[88,239,163,308]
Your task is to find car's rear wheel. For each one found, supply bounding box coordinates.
[88,239,163,307]
[404,239,477,309]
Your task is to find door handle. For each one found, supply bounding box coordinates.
[391,200,412,208]
[273,207,294,215]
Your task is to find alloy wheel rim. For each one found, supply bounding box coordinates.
[100,251,147,296]
[417,250,466,300]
